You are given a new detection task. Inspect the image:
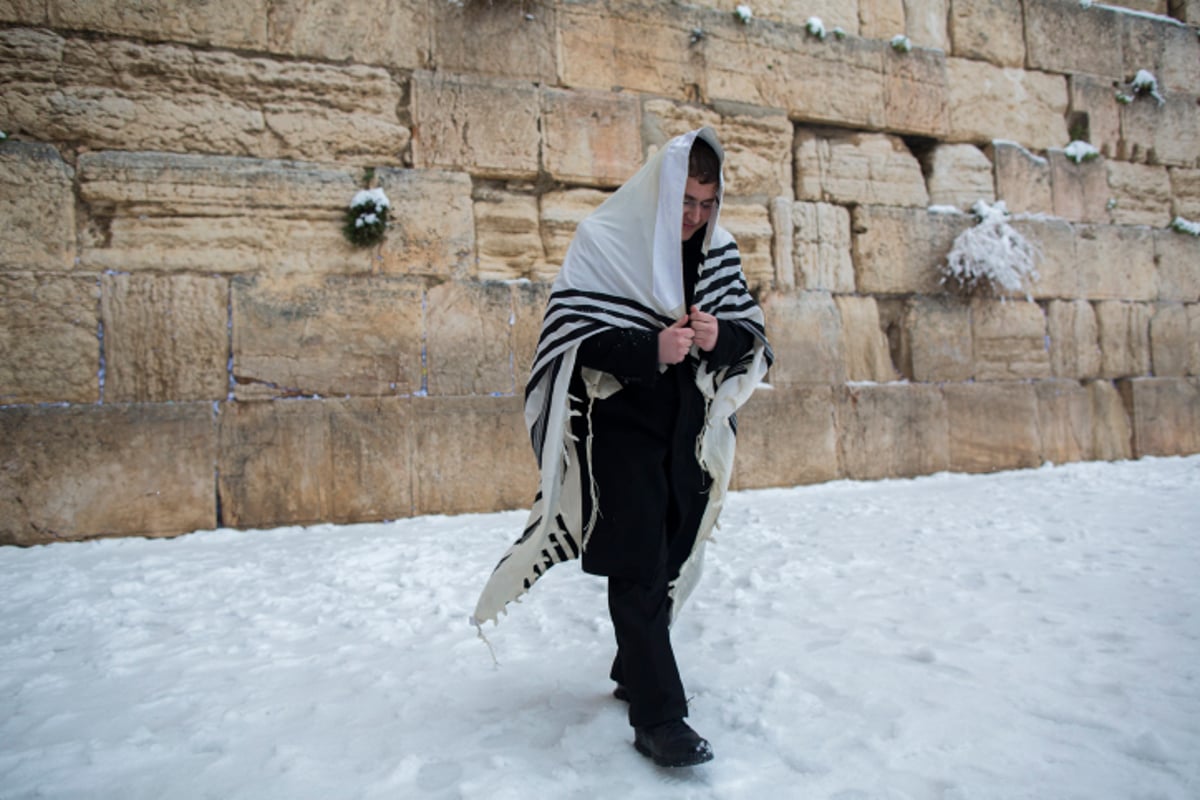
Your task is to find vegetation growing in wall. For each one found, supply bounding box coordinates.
[343,171,391,248]
[940,201,1039,300]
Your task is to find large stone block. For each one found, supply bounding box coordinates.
[883,45,950,138]
[0,274,99,404]
[540,188,609,275]
[1035,379,1093,465]
[1076,224,1158,301]
[662,104,793,201]
[791,201,855,292]
[898,295,974,382]
[1149,303,1192,377]
[412,395,536,515]
[691,0,858,31]
[993,141,1053,216]
[1069,75,1122,160]
[101,273,229,403]
[718,201,775,292]
[1024,0,1124,80]
[946,58,1068,152]
[924,143,995,211]
[904,0,948,50]
[1171,0,1200,23]
[942,382,1043,473]
[231,274,424,399]
[1119,377,1200,456]
[852,205,971,295]
[1190,304,1200,375]
[948,0,1024,67]
[543,89,643,187]
[1155,227,1200,302]
[1170,168,1200,219]
[1010,216,1078,300]
[0,141,75,272]
[376,168,477,279]
[410,70,540,179]
[759,291,846,387]
[269,0,429,69]
[971,298,1051,381]
[432,0,553,80]
[1088,379,1133,460]
[1105,161,1173,227]
[836,383,949,480]
[217,397,414,529]
[836,295,899,383]
[474,188,544,282]
[1048,149,1110,224]
[795,128,928,208]
[425,281,517,397]
[1120,91,1200,167]
[1095,300,1153,378]
[0,402,215,544]
[1120,5,1200,96]
[47,0,267,49]
[733,386,840,489]
[1047,299,1102,380]
[859,0,905,41]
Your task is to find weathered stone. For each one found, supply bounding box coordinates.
[904,0,948,50]
[543,89,643,187]
[836,295,900,382]
[231,274,424,399]
[1149,303,1191,376]
[218,397,414,528]
[852,205,972,295]
[1035,379,1094,465]
[1047,300,1103,380]
[883,45,950,138]
[942,382,1043,473]
[796,128,928,208]
[947,0,1024,67]
[100,273,228,403]
[426,281,517,397]
[474,188,544,282]
[411,70,540,179]
[859,0,905,41]
[1069,75,1122,160]
[1120,91,1200,167]
[1024,0,1125,80]
[759,291,846,387]
[1170,167,1200,219]
[792,201,855,293]
[1173,0,1200,24]
[376,168,477,279]
[512,281,553,393]
[432,0,553,80]
[0,4,46,24]
[1076,224,1158,301]
[971,298,1051,381]
[993,141,1053,216]
[924,143,995,211]
[268,0,428,70]
[1190,304,1200,374]
[1048,149,1110,224]
[0,141,75,272]
[1155,227,1200,302]
[412,395,537,515]
[1095,300,1153,378]
[540,188,609,276]
[48,0,267,49]
[1120,5,1200,96]
[1089,379,1134,460]
[946,58,1069,151]
[691,0,858,31]
[733,386,840,489]
[771,198,795,292]
[899,295,974,382]
[1119,376,1200,456]
[1009,216,1078,301]
[718,201,775,293]
[1,402,215,544]
[836,383,949,480]
[1105,160,1173,227]
[0,274,99,404]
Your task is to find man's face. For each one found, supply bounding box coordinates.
[681,177,718,241]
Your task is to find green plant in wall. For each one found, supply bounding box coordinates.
[1170,217,1200,237]
[890,35,912,53]
[343,177,391,248]
[940,201,1040,301]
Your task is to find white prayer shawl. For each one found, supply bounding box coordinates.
[471,127,772,628]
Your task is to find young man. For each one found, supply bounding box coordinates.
[472,127,772,767]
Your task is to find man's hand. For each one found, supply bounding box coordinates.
[688,305,719,352]
[658,315,694,365]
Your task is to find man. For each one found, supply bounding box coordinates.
[472,127,772,768]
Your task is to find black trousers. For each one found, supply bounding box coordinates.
[607,569,689,729]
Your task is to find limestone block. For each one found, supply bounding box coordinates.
[426,281,517,397]
[1048,149,1110,225]
[101,273,229,403]
[836,383,949,480]
[1120,5,1200,96]
[691,0,858,31]
[1076,224,1158,301]
[1095,300,1153,378]
[217,397,414,529]
[542,89,643,187]
[1010,217,1078,300]
[1149,302,1191,376]
[860,0,906,41]
[268,0,428,70]
[924,143,995,211]
[1069,75,1122,160]
[1047,299,1103,380]
[512,281,553,392]
[231,274,424,399]
[792,201,855,293]
[1155,227,1200,302]
[540,188,609,274]
[1172,0,1200,22]
[942,382,1043,473]
[971,298,1051,381]
[48,0,267,48]
[795,129,929,208]
[432,0,553,80]
[1119,376,1200,456]
[411,71,540,179]
[947,0,1024,67]
[899,295,973,382]
[836,296,900,383]
[412,395,537,515]
[717,201,775,293]
[1105,161,1173,227]
[0,274,99,404]
[733,387,840,489]
[759,291,847,387]
[993,141,1053,216]
[0,141,75,272]
[376,168,477,279]
[1035,379,1094,465]
[883,45,950,138]
[0,402,215,544]
[1190,304,1200,374]
[946,58,1069,152]
[852,205,971,295]
[1024,0,1124,80]
[1120,91,1200,167]
[1168,167,1200,220]
[1088,379,1133,460]
[771,199,795,292]
[904,0,948,50]
[0,4,45,24]
[474,189,544,282]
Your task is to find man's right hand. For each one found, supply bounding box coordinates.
[657,315,694,365]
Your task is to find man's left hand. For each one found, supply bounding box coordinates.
[688,305,719,352]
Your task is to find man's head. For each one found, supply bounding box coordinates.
[682,138,720,241]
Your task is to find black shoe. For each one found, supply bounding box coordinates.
[613,684,630,702]
[634,719,714,767]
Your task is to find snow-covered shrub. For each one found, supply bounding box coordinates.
[1130,69,1165,105]
[1064,140,1100,164]
[832,27,846,40]
[805,17,826,40]
[734,5,753,23]
[1170,217,1200,237]
[940,201,1039,300]
[343,187,391,248]
[890,35,912,53]
[0,131,7,141]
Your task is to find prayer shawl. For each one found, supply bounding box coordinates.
[471,127,772,628]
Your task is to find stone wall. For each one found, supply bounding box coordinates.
[1,0,1198,545]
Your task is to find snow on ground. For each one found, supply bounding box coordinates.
[2,456,1199,799]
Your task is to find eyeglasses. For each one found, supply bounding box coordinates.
[683,198,717,211]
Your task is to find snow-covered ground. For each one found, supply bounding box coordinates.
[2,456,1198,799]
